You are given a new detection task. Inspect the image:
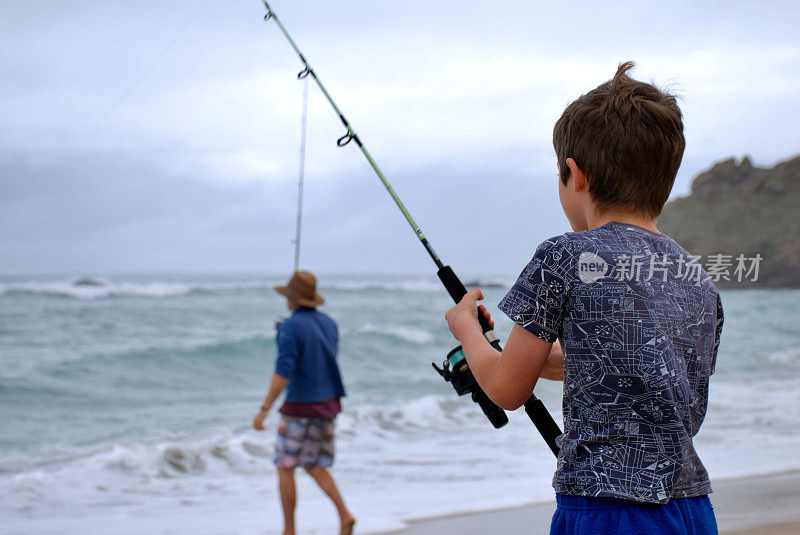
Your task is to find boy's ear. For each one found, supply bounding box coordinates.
[565,158,588,193]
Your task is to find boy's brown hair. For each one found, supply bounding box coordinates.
[553,61,684,218]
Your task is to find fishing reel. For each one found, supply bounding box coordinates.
[433,345,508,429]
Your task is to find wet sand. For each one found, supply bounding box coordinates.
[380,470,800,535]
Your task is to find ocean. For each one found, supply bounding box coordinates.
[1,274,799,534]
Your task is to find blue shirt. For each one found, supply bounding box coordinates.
[498,222,723,504]
[275,307,346,403]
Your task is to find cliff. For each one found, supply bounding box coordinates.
[657,155,800,288]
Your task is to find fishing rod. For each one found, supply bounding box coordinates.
[259,1,562,456]
[293,77,309,272]
[276,78,310,332]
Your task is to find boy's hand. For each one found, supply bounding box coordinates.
[445,288,494,342]
[253,408,268,431]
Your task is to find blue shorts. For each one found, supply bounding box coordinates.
[551,494,718,535]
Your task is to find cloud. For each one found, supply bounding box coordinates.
[1,0,798,273]
[0,147,288,271]
[0,143,570,274]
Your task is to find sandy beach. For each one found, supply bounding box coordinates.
[381,470,800,535]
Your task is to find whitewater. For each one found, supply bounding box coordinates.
[1,274,799,534]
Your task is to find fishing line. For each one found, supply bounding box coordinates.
[259,0,561,456]
[73,0,213,150]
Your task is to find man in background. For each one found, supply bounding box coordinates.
[253,271,355,535]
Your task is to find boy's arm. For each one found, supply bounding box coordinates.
[542,340,564,381]
[446,289,560,410]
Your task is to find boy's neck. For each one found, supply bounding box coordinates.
[587,210,659,234]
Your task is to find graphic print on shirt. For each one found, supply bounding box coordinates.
[498,222,723,503]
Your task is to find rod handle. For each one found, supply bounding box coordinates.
[437,265,495,336]
[523,395,561,456]
[439,265,562,457]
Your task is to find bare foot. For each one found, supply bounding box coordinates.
[340,515,356,535]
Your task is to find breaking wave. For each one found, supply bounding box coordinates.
[0,277,454,300]
[0,278,282,300]
[354,324,435,344]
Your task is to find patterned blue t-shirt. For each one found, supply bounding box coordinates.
[498,221,723,504]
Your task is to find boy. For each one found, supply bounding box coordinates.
[445,62,723,534]
[253,271,355,535]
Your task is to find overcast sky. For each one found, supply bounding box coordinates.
[1,0,798,275]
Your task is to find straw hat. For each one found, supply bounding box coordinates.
[274,271,325,307]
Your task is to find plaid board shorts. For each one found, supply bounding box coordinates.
[273,415,336,469]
